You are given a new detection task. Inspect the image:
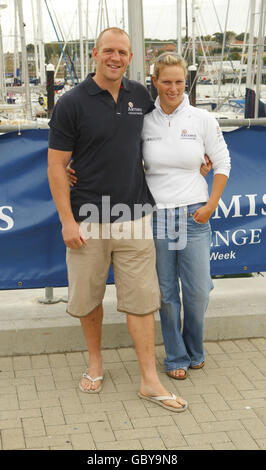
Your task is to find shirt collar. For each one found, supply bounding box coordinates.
[84,73,131,95]
[155,93,189,117]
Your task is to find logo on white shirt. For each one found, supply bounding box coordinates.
[145,137,162,142]
[180,129,197,140]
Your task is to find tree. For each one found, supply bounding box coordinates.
[230,51,241,61]
[235,32,249,41]
[212,31,236,44]
[26,43,35,53]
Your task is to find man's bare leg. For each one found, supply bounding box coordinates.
[79,304,104,391]
[127,312,187,410]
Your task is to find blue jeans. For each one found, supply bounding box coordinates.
[153,203,213,372]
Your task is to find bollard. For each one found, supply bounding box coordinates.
[46,63,55,119]
[187,65,197,107]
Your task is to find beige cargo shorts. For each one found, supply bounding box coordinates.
[66,214,161,317]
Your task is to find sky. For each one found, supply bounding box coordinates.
[0,0,259,53]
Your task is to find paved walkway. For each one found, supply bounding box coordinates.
[0,338,265,450]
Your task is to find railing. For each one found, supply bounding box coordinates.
[1,118,266,133]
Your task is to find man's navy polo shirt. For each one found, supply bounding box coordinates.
[48,73,155,223]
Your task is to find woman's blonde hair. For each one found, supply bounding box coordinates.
[153,52,187,79]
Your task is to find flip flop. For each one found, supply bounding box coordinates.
[138,392,188,413]
[79,372,104,393]
[190,361,205,369]
[167,369,187,380]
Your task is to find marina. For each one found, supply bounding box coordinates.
[0,0,265,128]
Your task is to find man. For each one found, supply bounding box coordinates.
[47,27,187,412]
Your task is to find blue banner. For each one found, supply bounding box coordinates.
[207,126,266,275]
[0,127,265,289]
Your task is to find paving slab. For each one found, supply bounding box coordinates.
[0,339,265,451]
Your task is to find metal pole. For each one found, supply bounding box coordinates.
[78,0,85,81]
[17,0,32,119]
[121,0,125,30]
[238,6,250,93]
[38,287,60,304]
[13,0,19,83]
[31,0,39,81]
[2,118,266,133]
[191,0,196,66]
[177,0,182,55]
[85,0,89,76]
[127,0,145,84]
[217,0,230,101]
[246,0,256,90]
[36,0,46,86]
[255,0,266,118]
[0,4,7,103]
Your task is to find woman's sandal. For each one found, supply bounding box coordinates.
[167,369,187,380]
[79,371,104,393]
[190,361,205,369]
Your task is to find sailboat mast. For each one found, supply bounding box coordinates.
[36,0,45,86]
[246,0,256,90]
[85,0,89,76]
[127,0,145,84]
[191,0,196,66]
[217,0,230,101]
[177,0,182,55]
[0,3,7,103]
[78,0,85,81]
[16,0,32,119]
[121,0,125,30]
[255,0,266,117]
[13,0,19,83]
[31,0,39,81]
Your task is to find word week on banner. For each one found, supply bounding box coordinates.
[0,127,265,289]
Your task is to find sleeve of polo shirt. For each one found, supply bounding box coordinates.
[48,94,77,151]
[203,113,231,177]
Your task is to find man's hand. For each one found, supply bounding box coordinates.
[62,220,87,249]
[66,160,77,187]
[200,154,212,177]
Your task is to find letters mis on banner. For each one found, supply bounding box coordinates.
[0,127,265,289]
[207,126,266,275]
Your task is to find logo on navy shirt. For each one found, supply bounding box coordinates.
[128,101,143,115]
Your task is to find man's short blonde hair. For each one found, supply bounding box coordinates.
[96,27,132,52]
[153,52,187,79]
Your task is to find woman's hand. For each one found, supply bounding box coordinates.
[194,174,228,223]
[200,154,212,177]
[193,202,215,224]
[66,160,77,186]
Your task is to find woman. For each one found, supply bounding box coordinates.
[142,52,230,379]
[67,52,230,382]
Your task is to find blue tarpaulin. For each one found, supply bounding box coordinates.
[0,127,265,289]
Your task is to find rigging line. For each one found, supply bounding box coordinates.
[104,0,110,27]
[47,0,79,81]
[43,0,75,85]
[194,15,214,70]
[211,0,223,33]
[196,7,215,65]
[48,0,66,43]
[217,0,231,100]
[54,7,78,79]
